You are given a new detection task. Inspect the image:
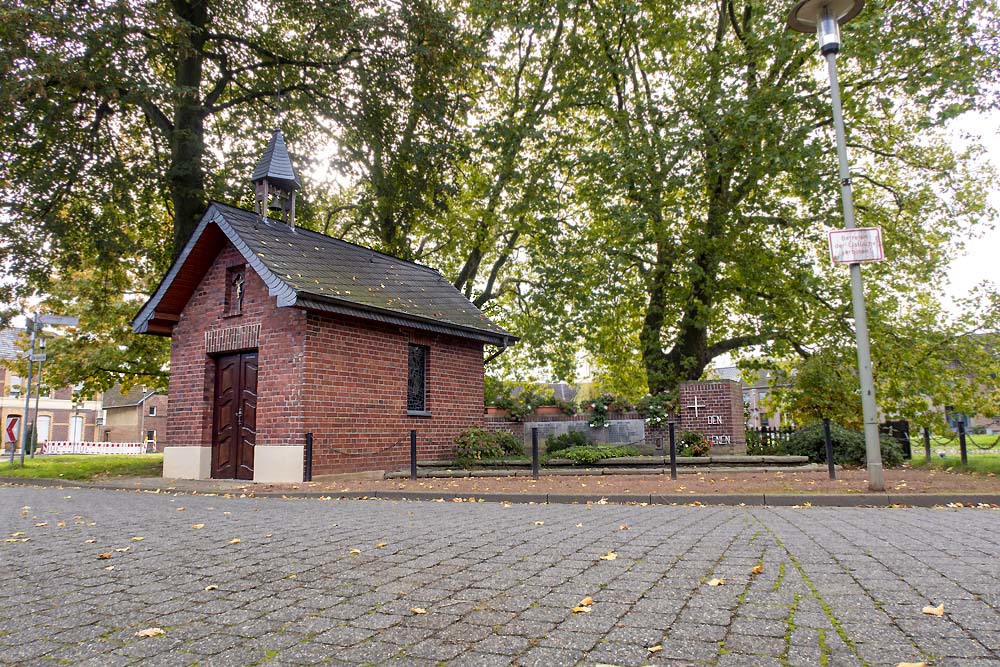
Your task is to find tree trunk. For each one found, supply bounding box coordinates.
[168,0,208,257]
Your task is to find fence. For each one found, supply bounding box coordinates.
[40,441,147,455]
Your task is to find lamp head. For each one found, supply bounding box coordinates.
[787,0,865,55]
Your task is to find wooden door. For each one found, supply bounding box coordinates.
[212,352,258,479]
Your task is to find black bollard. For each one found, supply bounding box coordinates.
[410,429,417,480]
[958,421,968,466]
[304,433,314,482]
[924,427,931,463]
[669,422,677,480]
[532,427,539,480]
[823,418,835,480]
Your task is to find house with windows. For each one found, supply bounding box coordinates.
[133,129,515,482]
[0,328,103,452]
[101,385,168,450]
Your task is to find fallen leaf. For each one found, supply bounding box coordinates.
[97,552,113,560]
[647,645,663,653]
[922,603,945,616]
[114,547,130,553]
[9,532,25,537]
[410,607,427,615]
[84,539,96,544]
[375,542,388,548]
[752,564,764,575]
[204,585,218,591]
[599,551,618,561]
[131,536,144,541]
[177,507,186,511]
[571,605,593,613]
[349,549,362,555]
[264,534,273,538]
[575,523,583,528]
[135,628,165,638]
[228,538,241,545]
[706,578,725,586]
[190,524,205,529]
[533,521,544,526]
[34,522,48,527]
[619,524,629,531]
[56,521,66,527]
[578,596,594,606]
[103,565,115,571]
[896,663,927,667]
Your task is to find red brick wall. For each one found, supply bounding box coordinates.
[167,244,306,455]
[677,380,746,453]
[303,312,485,474]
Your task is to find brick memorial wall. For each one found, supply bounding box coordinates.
[485,379,746,455]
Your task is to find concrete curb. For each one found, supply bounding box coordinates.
[2,477,999,507]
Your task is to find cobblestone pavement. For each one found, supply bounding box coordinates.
[2,486,998,667]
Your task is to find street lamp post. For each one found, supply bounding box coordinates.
[787,0,884,491]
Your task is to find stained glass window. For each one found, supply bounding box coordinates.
[407,345,427,412]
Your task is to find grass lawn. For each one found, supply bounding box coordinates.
[910,453,1000,476]
[0,454,163,480]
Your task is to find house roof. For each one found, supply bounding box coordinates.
[132,203,516,346]
[250,128,301,190]
[102,385,157,409]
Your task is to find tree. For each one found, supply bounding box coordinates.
[522,0,1000,395]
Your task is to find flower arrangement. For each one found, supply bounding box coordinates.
[586,393,633,428]
[637,392,676,427]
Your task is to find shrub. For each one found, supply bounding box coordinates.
[453,428,503,465]
[785,422,904,467]
[546,430,589,453]
[745,430,788,456]
[559,445,640,464]
[493,431,524,457]
[678,431,711,457]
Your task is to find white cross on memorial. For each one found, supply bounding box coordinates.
[686,396,703,418]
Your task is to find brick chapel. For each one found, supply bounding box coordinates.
[133,129,515,483]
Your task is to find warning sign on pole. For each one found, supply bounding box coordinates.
[5,415,21,443]
[829,227,885,264]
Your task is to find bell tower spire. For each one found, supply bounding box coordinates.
[252,128,301,229]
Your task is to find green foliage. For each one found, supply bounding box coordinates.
[636,392,675,428]
[785,422,904,468]
[585,393,633,428]
[453,428,523,466]
[558,445,640,465]
[0,454,163,480]
[546,430,589,454]
[677,431,711,458]
[745,430,788,456]
[911,454,1000,476]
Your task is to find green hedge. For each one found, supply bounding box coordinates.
[558,445,640,464]
[785,422,904,467]
[546,430,589,453]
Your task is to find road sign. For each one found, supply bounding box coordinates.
[829,227,885,264]
[37,314,80,327]
[29,353,47,363]
[5,416,20,443]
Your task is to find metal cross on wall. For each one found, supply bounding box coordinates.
[686,396,703,418]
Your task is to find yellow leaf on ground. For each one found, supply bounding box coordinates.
[131,536,144,541]
[228,538,241,545]
[578,596,593,606]
[533,521,544,525]
[376,542,388,548]
[190,524,205,529]
[177,507,185,511]
[103,565,114,571]
[896,662,927,667]
[85,539,96,544]
[97,553,113,560]
[599,551,618,561]
[56,521,67,527]
[922,604,945,616]
[647,645,663,653]
[350,549,362,554]
[410,607,427,615]
[34,522,48,527]
[752,564,764,575]
[10,532,25,537]
[204,585,218,591]
[707,578,725,586]
[114,547,130,553]
[571,605,592,613]
[619,524,629,531]
[135,628,165,638]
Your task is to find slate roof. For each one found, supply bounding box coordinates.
[133,203,516,346]
[102,385,157,409]
[250,129,301,190]
[0,328,24,361]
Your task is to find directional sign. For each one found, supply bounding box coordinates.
[29,353,47,363]
[37,314,80,327]
[829,227,885,264]
[5,415,20,443]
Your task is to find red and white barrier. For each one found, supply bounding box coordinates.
[41,441,147,455]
